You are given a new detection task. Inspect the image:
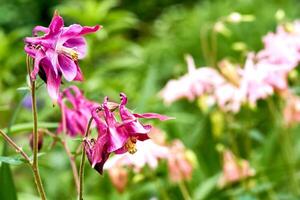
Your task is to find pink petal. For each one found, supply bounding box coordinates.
[49,14,64,34]
[74,62,84,81]
[31,49,45,80]
[42,59,61,102]
[58,54,77,81]
[32,26,49,36]
[63,37,87,59]
[133,113,174,121]
[79,25,101,35]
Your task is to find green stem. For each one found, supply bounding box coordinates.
[2,122,58,135]
[0,129,31,163]
[178,181,191,200]
[31,79,47,200]
[27,55,47,200]
[78,117,93,200]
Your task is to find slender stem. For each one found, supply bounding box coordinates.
[27,55,47,200]
[178,181,191,200]
[41,128,80,193]
[0,129,31,163]
[31,80,47,200]
[78,117,93,200]
[62,140,80,194]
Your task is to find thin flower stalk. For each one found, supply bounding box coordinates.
[27,55,47,200]
[78,116,94,200]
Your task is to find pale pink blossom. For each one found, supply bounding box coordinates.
[107,164,128,193]
[239,54,274,105]
[160,55,223,105]
[103,139,169,173]
[167,140,194,183]
[218,150,255,187]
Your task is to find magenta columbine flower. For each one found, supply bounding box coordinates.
[57,86,99,137]
[24,12,101,101]
[85,93,172,174]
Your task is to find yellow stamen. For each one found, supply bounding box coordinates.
[125,137,137,154]
[57,46,79,61]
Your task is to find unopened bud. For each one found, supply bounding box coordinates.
[275,9,285,21]
[29,131,43,152]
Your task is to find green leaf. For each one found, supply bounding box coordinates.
[2,122,58,134]
[193,173,219,200]
[0,163,18,200]
[0,156,26,165]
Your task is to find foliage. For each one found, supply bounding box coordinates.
[1,0,300,199]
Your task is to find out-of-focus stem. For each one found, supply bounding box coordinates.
[0,129,31,163]
[78,117,93,200]
[27,55,47,200]
[178,181,191,200]
[62,140,80,194]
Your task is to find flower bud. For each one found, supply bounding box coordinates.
[29,131,43,152]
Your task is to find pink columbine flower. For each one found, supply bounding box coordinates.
[57,86,99,137]
[85,93,172,174]
[258,23,300,69]
[239,54,274,106]
[218,150,255,187]
[104,140,169,172]
[103,139,168,193]
[24,12,101,101]
[167,140,194,183]
[160,55,223,105]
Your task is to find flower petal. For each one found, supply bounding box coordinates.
[31,49,45,80]
[79,25,101,35]
[41,58,61,102]
[32,26,49,36]
[63,37,87,59]
[58,54,77,81]
[133,113,174,121]
[49,14,64,34]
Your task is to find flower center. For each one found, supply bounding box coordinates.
[57,46,79,61]
[125,137,137,154]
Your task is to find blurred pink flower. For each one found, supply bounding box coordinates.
[258,23,300,69]
[167,140,194,183]
[104,139,169,173]
[24,12,101,101]
[85,93,172,174]
[283,92,300,126]
[239,54,274,105]
[107,164,128,193]
[160,55,223,105]
[57,86,99,137]
[218,150,255,187]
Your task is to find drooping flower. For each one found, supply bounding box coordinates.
[107,163,128,193]
[103,139,169,192]
[218,150,255,187]
[57,86,100,137]
[160,55,223,105]
[85,93,172,174]
[167,140,195,183]
[24,12,101,101]
[104,140,169,173]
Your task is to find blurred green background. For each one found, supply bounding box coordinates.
[1,0,300,199]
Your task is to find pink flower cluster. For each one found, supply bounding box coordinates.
[24,12,101,102]
[103,128,195,192]
[24,13,172,177]
[161,21,300,112]
[218,150,255,187]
